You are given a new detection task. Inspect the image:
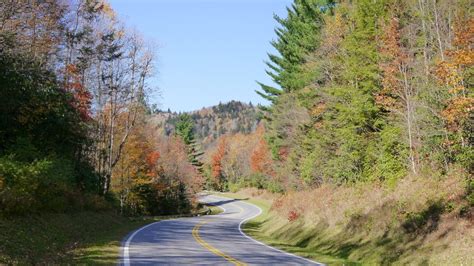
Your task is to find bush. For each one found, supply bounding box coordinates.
[123,181,191,216]
[0,155,102,215]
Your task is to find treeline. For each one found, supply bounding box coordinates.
[153,101,259,145]
[206,0,472,192]
[0,0,200,216]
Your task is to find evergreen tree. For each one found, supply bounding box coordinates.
[256,0,325,103]
[175,114,204,172]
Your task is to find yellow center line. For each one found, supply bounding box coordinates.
[192,220,247,266]
[235,204,244,214]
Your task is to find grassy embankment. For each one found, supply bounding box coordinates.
[0,211,156,264]
[0,204,220,264]
[216,191,355,265]
[217,173,473,265]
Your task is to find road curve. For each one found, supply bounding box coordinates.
[120,194,322,265]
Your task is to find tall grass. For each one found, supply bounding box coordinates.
[238,169,473,264]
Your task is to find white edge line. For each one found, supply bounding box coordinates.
[213,194,325,266]
[123,195,324,266]
[123,221,161,266]
[123,197,228,265]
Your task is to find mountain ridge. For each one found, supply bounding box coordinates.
[149,100,260,147]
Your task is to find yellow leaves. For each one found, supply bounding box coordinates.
[323,12,347,50]
[446,50,474,66]
[93,0,116,21]
[441,97,474,131]
[310,102,326,117]
[115,29,125,39]
[452,18,474,49]
[435,61,464,89]
[435,17,473,134]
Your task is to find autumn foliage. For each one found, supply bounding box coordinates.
[436,19,474,135]
[64,64,92,121]
[250,126,274,177]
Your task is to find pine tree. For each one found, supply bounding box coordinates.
[175,114,204,172]
[256,0,325,103]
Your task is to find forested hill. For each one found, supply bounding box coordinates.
[150,101,260,145]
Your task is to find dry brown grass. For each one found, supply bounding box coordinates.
[237,170,473,264]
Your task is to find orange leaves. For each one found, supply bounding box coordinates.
[377,17,408,111]
[145,151,161,177]
[250,138,274,176]
[452,18,474,51]
[211,137,227,179]
[379,18,405,63]
[146,151,160,167]
[310,102,326,118]
[441,97,474,132]
[435,18,474,134]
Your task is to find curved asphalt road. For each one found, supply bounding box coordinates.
[120,194,322,265]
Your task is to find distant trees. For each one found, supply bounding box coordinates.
[203,124,280,192]
[163,101,259,143]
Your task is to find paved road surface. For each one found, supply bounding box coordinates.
[120,194,322,265]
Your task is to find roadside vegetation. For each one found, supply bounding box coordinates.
[0,1,203,263]
[203,0,473,264]
[0,0,472,264]
[222,179,472,265]
[0,212,157,264]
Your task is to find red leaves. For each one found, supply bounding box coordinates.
[146,151,161,167]
[64,64,92,121]
[287,210,300,222]
[145,151,161,177]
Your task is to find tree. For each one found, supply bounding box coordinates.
[175,113,204,172]
[257,0,325,101]
[378,17,418,174]
[435,17,474,168]
[250,126,274,177]
[210,136,228,191]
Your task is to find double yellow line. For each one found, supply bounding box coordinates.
[192,220,247,266]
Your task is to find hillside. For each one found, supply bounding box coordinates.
[150,101,260,147]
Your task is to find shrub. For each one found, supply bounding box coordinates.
[0,155,101,215]
[124,181,192,216]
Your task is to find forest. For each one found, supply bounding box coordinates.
[0,0,472,264]
[0,0,201,217]
[202,0,472,192]
[198,0,472,263]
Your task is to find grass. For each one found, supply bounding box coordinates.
[205,204,225,215]
[214,191,356,265]
[214,175,473,265]
[0,211,157,264]
[0,206,222,264]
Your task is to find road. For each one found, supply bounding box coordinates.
[121,194,321,265]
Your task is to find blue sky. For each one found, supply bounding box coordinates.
[109,0,292,112]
